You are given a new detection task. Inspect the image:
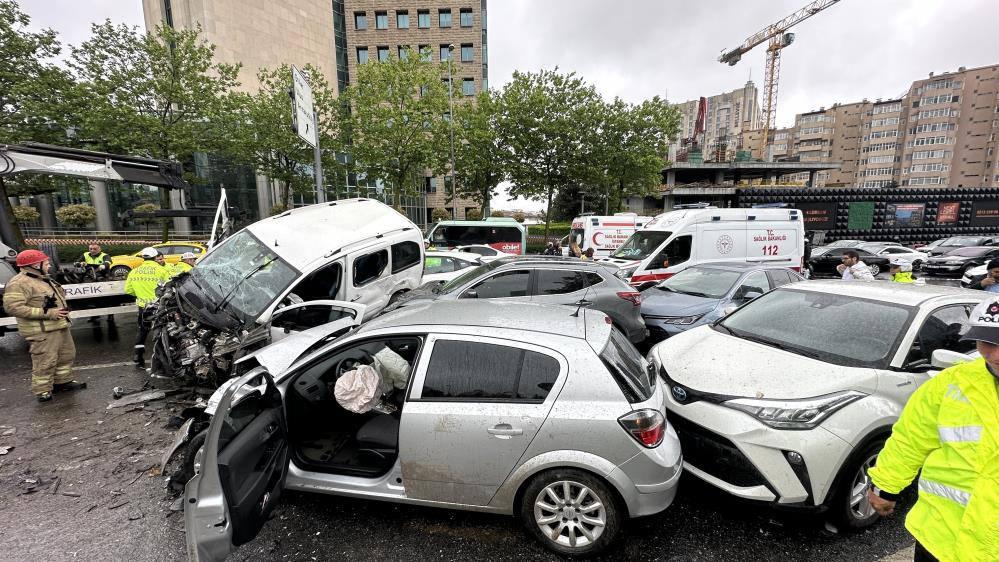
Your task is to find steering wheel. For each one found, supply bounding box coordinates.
[334,350,374,379]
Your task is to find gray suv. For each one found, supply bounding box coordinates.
[184,300,682,558]
[411,256,647,343]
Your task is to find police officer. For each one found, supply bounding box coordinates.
[867,298,999,561]
[169,252,198,277]
[77,243,111,273]
[2,249,86,402]
[124,247,170,367]
[889,258,915,283]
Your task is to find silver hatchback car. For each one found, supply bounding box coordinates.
[185,300,681,559]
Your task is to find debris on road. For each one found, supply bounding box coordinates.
[105,390,166,410]
[0,445,12,455]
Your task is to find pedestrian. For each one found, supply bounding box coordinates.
[889,258,915,283]
[124,247,170,367]
[967,259,999,293]
[169,252,198,277]
[542,242,555,256]
[2,249,86,402]
[836,250,875,281]
[582,248,595,261]
[866,298,999,562]
[569,240,582,259]
[553,239,563,256]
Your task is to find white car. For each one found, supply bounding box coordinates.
[861,244,929,270]
[649,281,985,530]
[456,244,515,263]
[422,251,483,285]
[961,263,987,288]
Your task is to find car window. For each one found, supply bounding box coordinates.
[734,271,770,301]
[464,270,530,298]
[156,246,177,255]
[536,270,586,295]
[658,267,742,298]
[391,241,421,274]
[650,235,692,269]
[465,246,497,256]
[425,256,455,274]
[904,305,975,368]
[585,272,604,287]
[174,245,198,254]
[353,249,389,286]
[289,262,342,301]
[599,328,653,402]
[455,259,475,271]
[767,269,794,287]
[420,340,559,402]
[272,303,355,332]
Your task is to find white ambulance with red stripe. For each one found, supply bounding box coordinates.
[567,213,653,258]
[600,207,805,288]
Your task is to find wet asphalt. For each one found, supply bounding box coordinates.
[0,299,934,561]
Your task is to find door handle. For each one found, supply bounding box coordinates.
[487,424,523,437]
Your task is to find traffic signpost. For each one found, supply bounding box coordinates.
[290,65,325,202]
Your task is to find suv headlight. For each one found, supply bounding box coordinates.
[662,315,702,325]
[721,390,866,430]
[615,266,638,280]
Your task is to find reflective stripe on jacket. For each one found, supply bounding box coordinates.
[1,270,70,336]
[124,260,170,307]
[868,358,999,561]
[82,252,110,265]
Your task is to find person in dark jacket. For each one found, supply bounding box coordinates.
[967,258,999,292]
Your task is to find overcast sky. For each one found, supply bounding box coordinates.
[22,0,999,211]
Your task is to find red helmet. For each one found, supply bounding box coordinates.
[15,249,49,268]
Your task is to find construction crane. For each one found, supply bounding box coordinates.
[718,0,842,152]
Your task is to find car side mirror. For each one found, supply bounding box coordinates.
[742,291,763,301]
[462,290,478,299]
[931,349,973,370]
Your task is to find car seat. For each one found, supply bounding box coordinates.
[356,414,399,458]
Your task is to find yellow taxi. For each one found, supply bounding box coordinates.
[109,241,207,279]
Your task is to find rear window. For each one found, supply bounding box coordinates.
[599,328,654,402]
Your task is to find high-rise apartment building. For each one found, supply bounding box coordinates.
[674,81,763,160]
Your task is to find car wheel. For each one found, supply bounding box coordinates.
[168,429,207,494]
[110,265,130,280]
[912,260,922,271]
[519,469,621,557]
[868,264,880,277]
[829,439,884,530]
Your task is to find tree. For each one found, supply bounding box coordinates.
[431,207,451,223]
[495,69,603,241]
[56,204,97,229]
[11,205,39,224]
[465,208,482,221]
[512,212,526,223]
[131,202,163,233]
[453,90,505,214]
[490,209,505,217]
[342,48,450,208]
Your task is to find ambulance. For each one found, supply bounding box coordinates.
[566,213,652,257]
[600,207,805,288]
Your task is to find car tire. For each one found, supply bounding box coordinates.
[110,265,131,280]
[912,260,922,271]
[868,264,880,277]
[829,438,885,530]
[168,429,207,494]
[519,469,622,557]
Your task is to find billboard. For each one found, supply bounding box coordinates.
[936,202,960,225]
[885,203,925,228]
[971,200,999,227]
[795,202,837,230]
[847,201,875,230]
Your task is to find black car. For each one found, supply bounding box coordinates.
[807,247,891,277]
[922,246,999,277]
[926,236,998,256]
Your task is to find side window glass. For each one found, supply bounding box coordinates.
[353,249,389,286]
[288,263,342,301]
[768,269,793,288]
[464,270,530,298]
[585,272,604,287]
[455,259,473,271]
[420,340,557,402]
[651,235,692,269]
[536,270,585,295]
[273,304,355,332]
[734,271,770,301]
[906,305,974,367]
[391,241,421,273]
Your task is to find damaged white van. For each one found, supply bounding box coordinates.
[149,198,425,388]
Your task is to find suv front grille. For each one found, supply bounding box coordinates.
[669,415,770,489]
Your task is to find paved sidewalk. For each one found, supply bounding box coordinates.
[879,544,915,561]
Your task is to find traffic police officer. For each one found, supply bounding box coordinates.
[2,249,86,402]
[867,298,999,561]
[169,252,198,277]
[77,243,111,272]
[124,247,170,367]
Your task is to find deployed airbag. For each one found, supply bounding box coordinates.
[334,365,382,413]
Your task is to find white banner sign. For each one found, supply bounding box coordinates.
[291,65,317,148]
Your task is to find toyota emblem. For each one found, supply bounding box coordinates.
[671,385,688,403]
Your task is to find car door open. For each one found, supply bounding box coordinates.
[185,371,288,561]
[268,300,367,344]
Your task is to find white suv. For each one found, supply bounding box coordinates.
[649,281,985,529]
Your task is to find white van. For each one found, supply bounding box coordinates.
[566,213,653,258]
[600,207,804,288]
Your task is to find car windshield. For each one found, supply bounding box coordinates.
[718,288,914,369]
[438,261,499,294]
[190,230,298,323]
[943,247,991,257]
[942,237,982,247]
[611,230,671,260]
[599,327,654,402]
[811,247,831,256]
[657,267,742,298]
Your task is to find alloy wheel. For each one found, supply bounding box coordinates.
[533,480,607,549]
[848,452,879,520]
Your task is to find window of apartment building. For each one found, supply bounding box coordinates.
[440,44,451,61]
[914,108,959,120]
[396,10,409,28]
[460,44,474,62]
[462,78,475,96]
[872,103,902,115]
[377,46,390,62]
[867,155,896,164]
[398,45,409,60]
[460,8,473,27]
[917,80,962,94]
[909,163,950,173]
[354,12,367,29]
[869,117,900,127]
[419,44,431,61]
[439,8,452,27]
[425,177,438,193]
[906,136,954,148]
[906,177,944,186]
[912,149,951,160]
[374,11,388,29]
[915,94,960,107]
[418,10,431,28]
[910,123,956,134]
[356,46,369,64]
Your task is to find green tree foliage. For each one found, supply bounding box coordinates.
[490,209,505,217]
[453,90,505,214]
[56,204,97,228]
[431,207,451,223]
[342,48,450,208]
[131,202,163,232]
[512,212,526,223]
[464,208,482,221]
[11,205,39,223]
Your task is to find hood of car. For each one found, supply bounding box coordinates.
[928,254,973,263]
[652,326,878,400]
[640,289,721,317]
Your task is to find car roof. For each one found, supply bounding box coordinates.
[358,300,589,339]
[426,251,482,261]
[686,261,795,272]
[790,280,985,307]
[247,198,417,270]
[491,255,614,269]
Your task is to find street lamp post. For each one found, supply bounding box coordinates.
[447,43,457,219]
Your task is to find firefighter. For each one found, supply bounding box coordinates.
[124,247,170,367]
[866,298,999,561]
[2,249,85,402]
[169,252,198,277]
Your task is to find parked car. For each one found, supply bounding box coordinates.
[422,251,482,285]
[961,263,990,288]
[184,300,683,558]
[860,244,929,270]
[455,244,516,262]
[649,281,985,530]
[405,256,647,343]
[108,241,207,279]
[922,246,999,277]
[925,236,998,256]
[914,238,948,252]
[807,247,890,277]
[640,263,803,345]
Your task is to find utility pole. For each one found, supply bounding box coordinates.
[447,44,457,219]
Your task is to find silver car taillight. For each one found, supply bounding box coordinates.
[618,409,665,448]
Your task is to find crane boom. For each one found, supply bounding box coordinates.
[718,0,840,66]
